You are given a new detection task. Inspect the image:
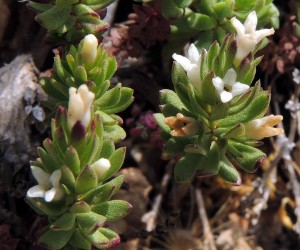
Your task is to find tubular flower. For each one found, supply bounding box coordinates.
[172,44,201,91]
[212,68,249,103]
[244,115,284,139]
[67,84,95,128]
[80,34,98,66]
[230,11,275,65]
[27,167,64,202]
[164,113,199,136]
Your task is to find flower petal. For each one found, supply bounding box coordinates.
[212,77,224,93]
[172,54,194,71]
[31,166,51,189]
[230,17,245,36]
[188,44,200,64]
[231,82,250,97]
[50,169,62,187]
[220,91,233,103]
[223,68,237,86]
[44,186,64,202]
[244,11,257,34]
[27,185,46,198]
[254,28,275,43]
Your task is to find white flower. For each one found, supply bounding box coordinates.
[244,115,284,139]
[230,11,275,65]
[212,68,249,103]
[80,34,98,66]
[172,44,202,91]
[67,84,95,128]
[27,167,64,202]
[91,158,111,180]
[292,68,300,84]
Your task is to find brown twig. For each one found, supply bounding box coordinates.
[195,187,217,250]
[141,159,174,232]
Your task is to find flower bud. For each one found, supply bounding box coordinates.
[91,158,111,180]
[67,84,95,128]
[80,34,98,66]
[164,113,199,136]
[244,115,283,139]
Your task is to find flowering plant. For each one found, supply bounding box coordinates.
[25,3,133,248]
[155,11,283,183]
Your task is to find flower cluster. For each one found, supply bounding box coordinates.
[155,11,282,184]
[26,34,133,249]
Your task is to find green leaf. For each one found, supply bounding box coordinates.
[40,77,67,100]
[61,165,76,191]
[80,175,125,204]
[27,2,52,13]
[199,71,216,106]
[174,153,203,183]
[187,13,216,31]
[35,6,72,31]
[70,201,91,213]
[228,140,266,172]
[218,156,240,184]
[65,146,81,175]
[174,0,193,8]
[186,84,209,118]
[218,90,270,127]
[76,211,106,234]
[162,0,183,18]
[96,84,121,109]
[75,165,98,194]
[197,141,220,174]
[69,228,91,250]
[100,87,134,114]
[38,228,74,250]
[97,228,121,248]
[25,197,67,217]
[50,212,76,231]
[85,228,120,249]
[37,147,59,172]
[100,139,115,158]
[160,89,186,108]
[74,66,88,84]
[154,113,171,134]
[209,102,229,121]
[165,137,197,157]
[56,0,78,7]
[103,124,126,143]
[207,41,220,71]
[103,147,126,181]
[222,123,245,139]
[97,111,118,126]
[213,2,232,21]
[91,200,132,221]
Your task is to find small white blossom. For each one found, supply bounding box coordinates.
[212,68,249,103]
[244,115,284,139]
[230,11,275,65]
[80,34,98,66]
[68,84,95,128]
[172,44,202,91]
[27,167,64,202]
[292,68,300,84]
[91,158,111,180]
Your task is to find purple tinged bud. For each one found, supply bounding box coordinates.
[71,121,86,141]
